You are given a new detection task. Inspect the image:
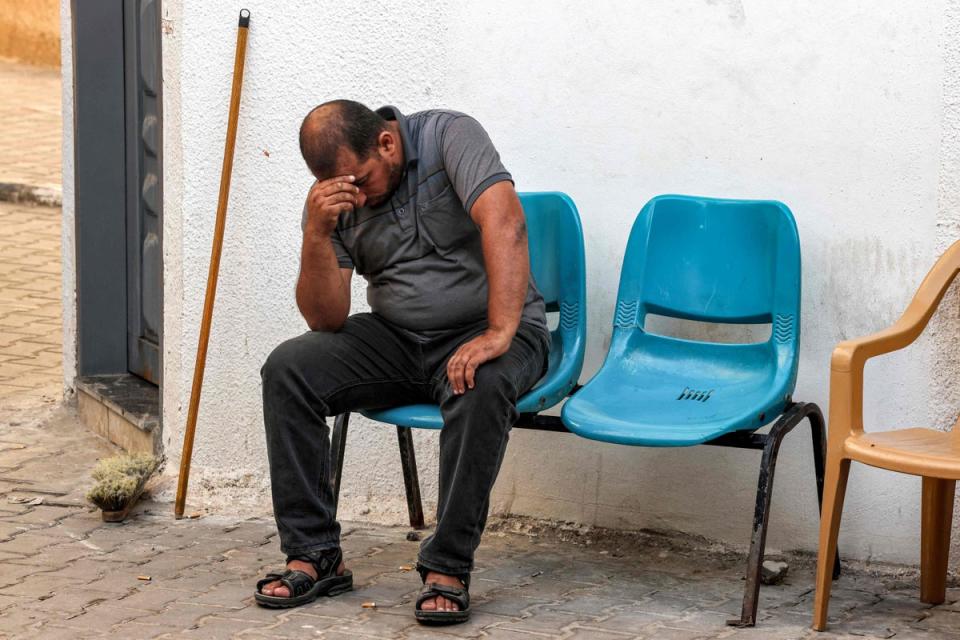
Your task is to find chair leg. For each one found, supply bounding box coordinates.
[330,412,350,516]
[396,426,425,529]
[812,456,851,631]
[807,404,842,580]
[728,407,796,628]
[921,476,955,605]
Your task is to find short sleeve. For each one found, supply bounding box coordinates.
[301,194,354,269]
[439,116,513,212]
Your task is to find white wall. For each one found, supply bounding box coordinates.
[160,0,452,518]
[159,0,960,564]
[452,1,953,564]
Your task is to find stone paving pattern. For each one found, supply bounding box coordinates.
[0,402,958,639]
[0,201,62,406]
[0,59,62,190]
[0,57,63,407]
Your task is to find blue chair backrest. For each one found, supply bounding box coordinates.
[518,192,587,405]
[615,195,801,360]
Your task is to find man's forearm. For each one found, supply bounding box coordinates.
[445,182,529,394]
[471,183,530,341]
[296,230,350,332]
[481,214,528,340]
[445,206,527,395]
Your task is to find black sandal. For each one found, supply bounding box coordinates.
[414,567,470,625]
[255,547,353,608]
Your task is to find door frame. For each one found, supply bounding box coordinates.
[124,0,162,384]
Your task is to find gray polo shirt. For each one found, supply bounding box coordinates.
[303,106,547,336]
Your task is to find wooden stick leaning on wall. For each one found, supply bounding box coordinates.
[175,9,251,519]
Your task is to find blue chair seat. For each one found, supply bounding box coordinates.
[363,404,443,430]
[362,349,566,429]
[561,334,789,446]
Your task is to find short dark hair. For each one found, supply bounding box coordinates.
[299,100,387,178]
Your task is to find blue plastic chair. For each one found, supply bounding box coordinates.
[360,192,587,427]
[329,191,587,522]
[561,195,836,627]
[562,194,800,445]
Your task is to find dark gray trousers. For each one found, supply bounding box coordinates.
[261,312,549,577]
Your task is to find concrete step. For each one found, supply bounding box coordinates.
[76,374,159,455]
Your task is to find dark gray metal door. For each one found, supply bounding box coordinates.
[73,0,127,377]
[124,0,162,383]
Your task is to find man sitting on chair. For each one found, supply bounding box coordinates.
[254,100,549,624]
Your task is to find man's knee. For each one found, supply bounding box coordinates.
[261,335,308,386]
[472,365,520,401]
[261,331,344,388]
[261,333,344,431]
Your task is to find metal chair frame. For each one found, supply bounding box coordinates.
[330,398,840,627]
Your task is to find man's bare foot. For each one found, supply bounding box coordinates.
[418,571,464,611]
[259,559,347,598]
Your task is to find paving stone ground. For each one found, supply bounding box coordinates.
[0,58,63,407]
[0,201,62,407]
[0,58,62,191]
[0,402,957,640]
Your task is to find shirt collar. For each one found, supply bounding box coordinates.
[375,105,418,168]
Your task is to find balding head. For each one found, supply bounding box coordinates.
[299,100,388,179]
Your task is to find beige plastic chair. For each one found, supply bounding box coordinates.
[812,240,960,631]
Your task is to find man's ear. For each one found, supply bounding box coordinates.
[377,129,396,157]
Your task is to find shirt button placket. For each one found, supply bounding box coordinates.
[395,206,411,230]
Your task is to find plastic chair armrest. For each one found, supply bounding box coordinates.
[829,308,938,438]
[830,319,922,373]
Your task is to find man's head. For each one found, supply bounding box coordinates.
[299,100,405,208]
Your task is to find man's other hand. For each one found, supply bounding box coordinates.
[305,175,360,234]
[446,330,513,395]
